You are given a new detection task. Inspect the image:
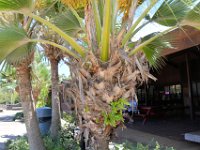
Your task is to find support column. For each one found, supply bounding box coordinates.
[185,53,195,120]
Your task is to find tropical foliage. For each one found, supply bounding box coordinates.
[0,0,200,149]
[7,113,81,150]
[32,51,51,107]
[0,4,46,150]
[0,67,19,104]
[0,88,19,104]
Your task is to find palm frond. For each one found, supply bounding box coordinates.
[98,0,104,25]
[68,6,85,30]
[151,0,196,26]
[141,33,171,69]
[100,0,112,62]
[0,13,17,25]
[91,0,102,45]
[182,2,200,30]
[122,0,157,46]
[0,25,30,62]
[5,44,33,65]
[129,26,177,56]
[0,0,33,13]
[35,0,56,10]
[52,10,83,36]
[31,39,79,58]
[129,32,174,69]
[29,13,86,57]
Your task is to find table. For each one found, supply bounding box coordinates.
[136,106,160,124]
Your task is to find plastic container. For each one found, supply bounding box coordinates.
[36,107,52,135]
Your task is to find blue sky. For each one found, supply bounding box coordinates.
[58,61,70,77]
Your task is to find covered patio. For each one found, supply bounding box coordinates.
[129,26,200,146]
[136,26,200,121]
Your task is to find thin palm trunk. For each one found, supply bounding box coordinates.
[50,59,61,138]
[16,62,45,150]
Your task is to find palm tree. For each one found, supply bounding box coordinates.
[0,0,199,149]
[37,4,83,138]
[15,54,46,150]
[0,12,46,150]
[34,1,63,138]
[45,45,62,138]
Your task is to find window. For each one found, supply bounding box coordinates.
[163,84,182,101]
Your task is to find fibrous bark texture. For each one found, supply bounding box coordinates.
[16,61,45,150]
[68,51,154,150]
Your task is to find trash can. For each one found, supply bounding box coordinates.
[36,107,52,135]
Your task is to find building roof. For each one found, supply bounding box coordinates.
[161,26,200,56]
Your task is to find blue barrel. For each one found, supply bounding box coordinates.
[36,107,52,135]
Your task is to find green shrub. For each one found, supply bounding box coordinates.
[36,84,51,108]
[42,123,80,150]
[102,98,130,127]
[6,136,29,150]
[6,132,80,150]
[63,112,76,123]
[0,89,19,104]
[13,112,24,121]
[111,141,175,150]
[6,116,80,150]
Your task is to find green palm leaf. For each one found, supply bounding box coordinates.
[0,25,30,62]
[52,10,82,36]
[0,0,85,58]
[182,2,200,30]
[101,0,112,62]
[151,0,196,26]
[122,0,158,46]
[0,0,33,13]
[91,0,102,45]
[5,44,33,65]
[142,35,169,70]
[129,32,174,69]
[0,25,78,65]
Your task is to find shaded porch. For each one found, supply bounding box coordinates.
[127,115,200,142]
[113,118,200,150]
[137,44,200,121]
[127,26,200,147]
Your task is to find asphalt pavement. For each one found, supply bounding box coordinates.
[0,110,26,150]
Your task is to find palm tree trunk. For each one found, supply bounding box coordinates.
[86,126,111,150]
[50,59,61,138]
[16,63,45,150]
[94,136,109,150]
[68,51,151,150]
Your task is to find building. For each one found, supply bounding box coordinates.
[137,26,200,120]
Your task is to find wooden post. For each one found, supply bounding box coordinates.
[145,85,148,106]
[185,53,195,120]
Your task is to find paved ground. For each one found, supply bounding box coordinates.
[113,127,200,150]
[1,110,200,150]
[128,116,200,141]
[0,110,26,150]
[112,116,200,150]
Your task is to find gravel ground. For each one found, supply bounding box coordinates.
[0,110,26,150]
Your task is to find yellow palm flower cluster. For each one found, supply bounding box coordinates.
[61,0,88,9]
[118,0,132,13]
[118,0,143,10]
[35,0,48,9]
[60,0,143,12]
[118,0,143,20]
